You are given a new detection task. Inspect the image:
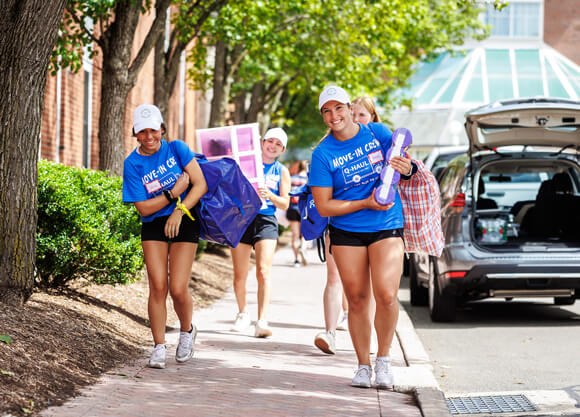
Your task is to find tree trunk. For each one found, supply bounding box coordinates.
[246,82,265,122]
[209,40,229,127]
[97,2,141,175]
[154,0,228,125]
[232,92,246,125]
[0,0,67,306]
[208,42,246,127]
[154,33,183,122]
[98,0,170,175]
[154,35,171,118]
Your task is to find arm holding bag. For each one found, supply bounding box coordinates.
[194,156,262,247]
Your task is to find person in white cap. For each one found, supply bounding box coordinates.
[122,104,208,369]
[230,127,291,338]
[309,86,415,389]
[314,96,382,356]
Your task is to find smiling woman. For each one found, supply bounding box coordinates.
[310,85,416,389]
[229,126,291,338]
[122,104,208,369]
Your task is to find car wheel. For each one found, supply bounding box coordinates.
[554,296,575,306]
[428,256,456,322]
[409,253,428,306]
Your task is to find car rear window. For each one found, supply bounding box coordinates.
[432,152,465,170]
[481,172,548,207]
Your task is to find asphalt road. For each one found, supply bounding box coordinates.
[398,278,580,395]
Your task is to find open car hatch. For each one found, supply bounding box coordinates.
[464,97,580,153]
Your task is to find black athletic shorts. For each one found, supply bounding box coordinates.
[286,206,301,222]
[239,214,278,246]
[328,225,403,247]
[141,215,200,243]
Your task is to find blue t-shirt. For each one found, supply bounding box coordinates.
[260,161,284,216]
[309,123,404,232]
[122,140,195,222]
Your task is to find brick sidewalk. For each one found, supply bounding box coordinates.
[40,245,424,417]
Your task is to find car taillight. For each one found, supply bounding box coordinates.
[450,193,466,207]
[444,271,467,279]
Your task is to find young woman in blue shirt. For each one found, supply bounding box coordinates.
[122,104,208,369]
[309,86,414,389]
[230,128,291,338]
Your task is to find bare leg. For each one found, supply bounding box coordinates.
[230,243,253,313]
[332,245,372,366]
[324,234,342,332]
[168,242,197,331]
[254,239,277,320]
[289,220,301,262]
[342,291,349,314]
[369,238,404,357]
[142,241,170,345]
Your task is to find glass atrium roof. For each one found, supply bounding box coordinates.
[390,43,580,149]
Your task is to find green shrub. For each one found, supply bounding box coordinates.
[36,161,144,288]
[196,239,207,260]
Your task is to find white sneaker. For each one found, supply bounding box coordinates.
[148,344,166,369]
[231,311,251,332]
[175,324,197,363]
[254,319,272,338]
[298,248,307,265]
[351,364,372,388]
[336,311,348,331]
[314,330,336,354]
[374,357,394,389]
[293,260,301,268]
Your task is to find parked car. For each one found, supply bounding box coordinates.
[409,97,580,321]
[423,145,468,181]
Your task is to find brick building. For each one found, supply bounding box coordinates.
[39,8,209,170]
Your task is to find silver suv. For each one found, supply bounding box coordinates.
[409,97,580,321]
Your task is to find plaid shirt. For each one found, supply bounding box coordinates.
[399,159,444,257]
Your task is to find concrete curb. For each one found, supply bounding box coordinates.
[396,303,452,417]
[415,387,452,417]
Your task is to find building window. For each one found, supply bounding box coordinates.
[484,1,542,38]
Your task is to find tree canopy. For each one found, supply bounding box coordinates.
[52,0,506,163]
[187,0,499,146]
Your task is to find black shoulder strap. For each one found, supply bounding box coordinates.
[316,236,326,263]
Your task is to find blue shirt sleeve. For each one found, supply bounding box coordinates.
[122,157,146,203]
[309,146,333,188]
[367,122,393,152]
[170,140,195,170]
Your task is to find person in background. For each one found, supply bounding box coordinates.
[310,86,415,389]
[313,232,343,354]
[122,104,208,369]
[287,160,309,267]
[351,96,381,125]
[230,128,291,338]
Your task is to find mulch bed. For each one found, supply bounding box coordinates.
[0,244,235,416]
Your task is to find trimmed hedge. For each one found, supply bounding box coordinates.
[36,161,144,288]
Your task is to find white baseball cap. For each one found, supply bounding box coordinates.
[318,86,350,111]
[263,127,288,148]
[133,104,163,133]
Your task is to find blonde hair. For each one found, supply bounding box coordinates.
[352,96,381,123]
